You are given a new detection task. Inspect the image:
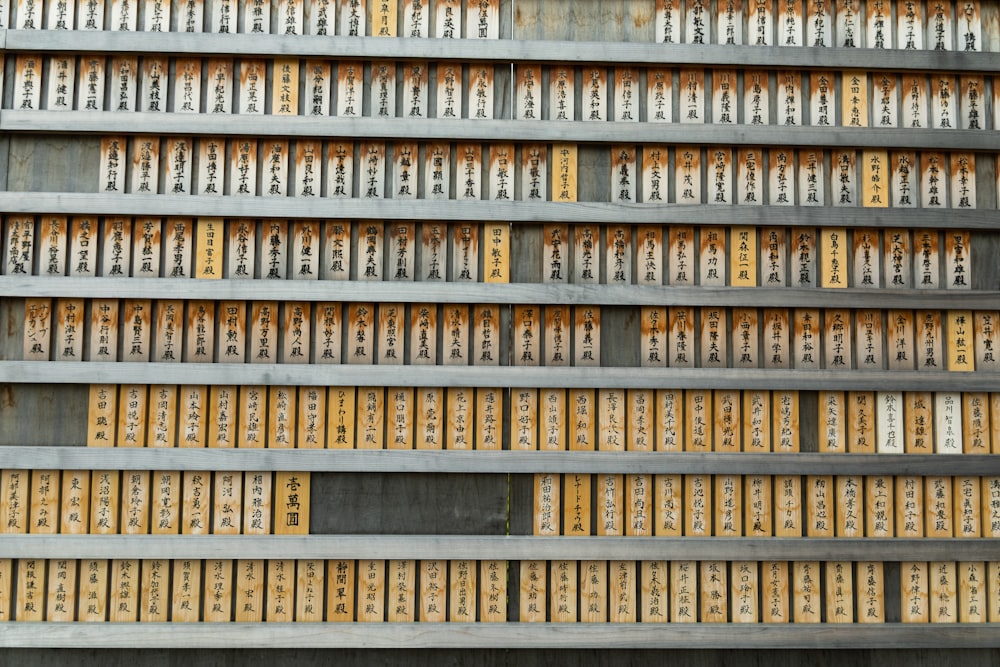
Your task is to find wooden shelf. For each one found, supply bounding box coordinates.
[2,534,998,561]
[0,194,997,229]
[5,111,999,151]
[2,621,999,649]
[3,277,998,309]
[4,29,1000,73]
[1,361,998,391]
[2,447,998,475]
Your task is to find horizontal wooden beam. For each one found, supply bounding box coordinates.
[1,361,998,391]
[1,535,997,561]
[0,193,997,229]
[5,111,999,151]
[2,622,999,649]
[1,448,998,476]
[4,29,999,73]
[4,277,999,310]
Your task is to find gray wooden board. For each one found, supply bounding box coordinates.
[1,535,998,561]
[2,362,999,392]
[0,385,88,446]
[1,648,998,666]
[4,278,999,309]
[1,447,999,476]
[4,31,1000,73]
[5,136,101,193]
[5,113,1000,151]
[310,473,507,534]
[0,194,998,229]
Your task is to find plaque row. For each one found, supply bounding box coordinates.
[0,467,310,535]
[2,0,500,37]
[4,217,510,282]
[27,300,512,366]
[22,300,999,371]
[534,226,973,289]
[653,0,988,52]
[532,472,1000,538]
[609,147,982,209]
[4,557,1000,624]
[96,137,537,202]
[85,384,504,451]
[515,66,988,129]
[79,386,999,455]
[0,557,496,623]
[13,55,994,132]
[12,56,507,120]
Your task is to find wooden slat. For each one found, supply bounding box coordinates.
[4,536,1000,563]
[5,194,1000,230]
[5,447,1000,476]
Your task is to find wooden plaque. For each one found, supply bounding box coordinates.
[264,560,294,621]
[818,391,846,452]
[655,0,680,43]
[825,562,854,623]
[855,309,883,369]
[433,0,457,37]
[358,559,386,621]
[384,222,415,283]
[580,560,607,622]
[930,561,957,622]
[791,308,819,369]
[340,0,364,35]
[797,150,824,207]
[386,559,414,622]
[77,56,105,111]
[792,561,820,623]
[679,68,705,123]
[421,560,446,621]
[681,389,710,453]
[415,388,442,449]
[763,309,790,369]
[974,312,999,371]
[897,0,923,48]
[82,298,112,361]
[640,560,669,622]
[684,0,708,43]
[901,562,929,622]
[357,387,384,449]
[731,561,758,623]
[237,385,265,448]
[873,73,898,128]
[858,561,885,623]
[809,72,834,127]
[819,228,847,288]
[712,69,736,124]
[931,75,957,129]
[203,559,233,621]
[235,559,264,621]
[518,560,548,623]
[950,153,976,211]
[655,473,682,536]
[467,64,494,120]
[213,470,243,533]
[547,66,574,122]
[945,230,971,290]
[744,71,768,125]
[647,68,671,122]
[45,558,76,621]
[774,474,801,536]
[45,0,74,28]
[267,386,296,447]
[547,559,577,622]
[669,561,696,622]
[806,476,834,537]
[327,387,356,449]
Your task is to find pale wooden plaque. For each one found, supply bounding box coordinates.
[164,137,193,195]
[747,0,776,46]
[768,148,794,205]
[668,307,694,368]
[792,561,820,622]
[898,0,923,49]
[679,68,704,123]
[712,69,736,124]
[357,387,384,449]
[806,475,834,537]
[744,70,768,125]
[763,309,789,368]
[291,220,319,278]
[930,562,957,621]
[23,298,52,361]
[451,223,478,281]
[684,0,709,43]
[421,559,447,621]
[45,0,75,28]
[14,56,41,111]
[339,0,364,35]
[99,136,125,193]
[931,75,957,129]
[797,149,824,206]
[793,308,820,369]
[647,68,671,123]
[718,0,742,44]
[873,73,898,128]
[265,560,294,621]
[809,72,834,127]
[77,0,103,28]
[386,559,415,621]
[45,55,75,111]
[655,0,680,43]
